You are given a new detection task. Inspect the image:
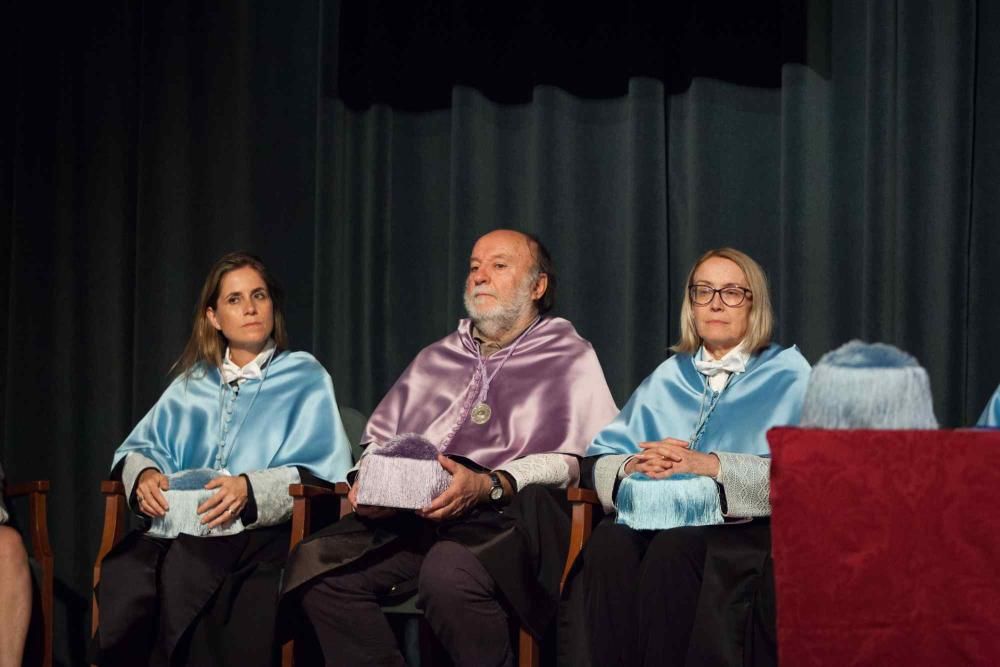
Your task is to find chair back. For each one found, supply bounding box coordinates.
[339,407,368,463]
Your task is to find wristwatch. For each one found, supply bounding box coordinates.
[488,472,505,505]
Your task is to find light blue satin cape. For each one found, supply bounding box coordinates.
[112,351,353,481]
[589,344,810,529]
[588,344,811,458]
[977,384,1000,427]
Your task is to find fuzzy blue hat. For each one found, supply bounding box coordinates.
[355,434,452,510]
[800,340,938,429]
[146,468,245,539]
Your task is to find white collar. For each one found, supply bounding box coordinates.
[221,339,276,385]
[694,343,750,377]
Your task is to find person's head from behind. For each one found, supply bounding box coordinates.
[174,252,288,376]
[673,247,773,358]
[463,229,555,339]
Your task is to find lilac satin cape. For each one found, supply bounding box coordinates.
[363,317,619,469]
[978,383,1000,427]
[588,344,811,457]
[111,351,353,482]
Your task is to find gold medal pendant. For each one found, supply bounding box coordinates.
[470,402,492,425]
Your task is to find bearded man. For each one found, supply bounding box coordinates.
[281,229,618,666]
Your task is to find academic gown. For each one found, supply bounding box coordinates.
[91,351,352,667]
[564,344,811,667]
[281,317,619,640]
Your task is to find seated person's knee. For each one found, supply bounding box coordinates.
[418,541,485,608]
[0,526,28,565]
[644,526,706,567]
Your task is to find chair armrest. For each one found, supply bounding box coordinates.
[5,480,53,667]
[561,486,605,591]
[334,481,351,517]
[101,480,125,496]
[92,480,127,636]
[288,482,352,553]
[4,480,54,560]
[566,487,599,504]
[288,483,339,498]
[5,480,50,497]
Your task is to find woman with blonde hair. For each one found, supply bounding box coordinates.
[91,251,353,667]
[582,248,811,666]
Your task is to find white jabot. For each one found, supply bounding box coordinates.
[221,339,276,385]
[694,343,750,392]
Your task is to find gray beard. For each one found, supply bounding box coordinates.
[468,307,522,340]
[464,279,535,340]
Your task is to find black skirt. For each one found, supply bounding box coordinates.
[91,524,290,667]
[559,516,776,667]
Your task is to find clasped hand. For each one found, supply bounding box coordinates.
[624,438,720,479]
[135,469,249,529]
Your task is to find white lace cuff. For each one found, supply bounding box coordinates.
[593,454,632,513]
[496,453,577,491]
[122,452,161,512]
[714,452,771,517]
[244,467,301,529]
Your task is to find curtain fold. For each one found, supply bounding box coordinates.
[318,2,995,424]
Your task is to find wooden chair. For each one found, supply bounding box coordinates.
[294,482,604,667]
[517,486,602,667]
[5,480,55,667]
[92,450,600,667]
[91,478,343,667]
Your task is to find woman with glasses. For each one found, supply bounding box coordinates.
[91,252,353,667]
[580,248,811,666]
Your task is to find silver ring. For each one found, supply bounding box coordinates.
[228,508,236,515]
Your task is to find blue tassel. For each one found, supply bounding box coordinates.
[616,473,723,531]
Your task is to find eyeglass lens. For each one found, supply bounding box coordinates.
[689,286,748,306]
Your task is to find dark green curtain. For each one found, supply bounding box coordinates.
[3,1,1000,663]
[319,1,1000,424]
[4,2,329,662]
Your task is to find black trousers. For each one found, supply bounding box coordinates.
[581,517,776,667]
[583,520,707,667]
[299,537,515,667]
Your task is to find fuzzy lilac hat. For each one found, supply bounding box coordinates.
[355,434,452,510]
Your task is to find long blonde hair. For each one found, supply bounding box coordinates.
[671,247,773,355]
[171,252,288,377]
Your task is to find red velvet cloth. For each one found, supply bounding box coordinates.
[768,428,1000,666]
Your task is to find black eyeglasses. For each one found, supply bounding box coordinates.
[688,284,752,307]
